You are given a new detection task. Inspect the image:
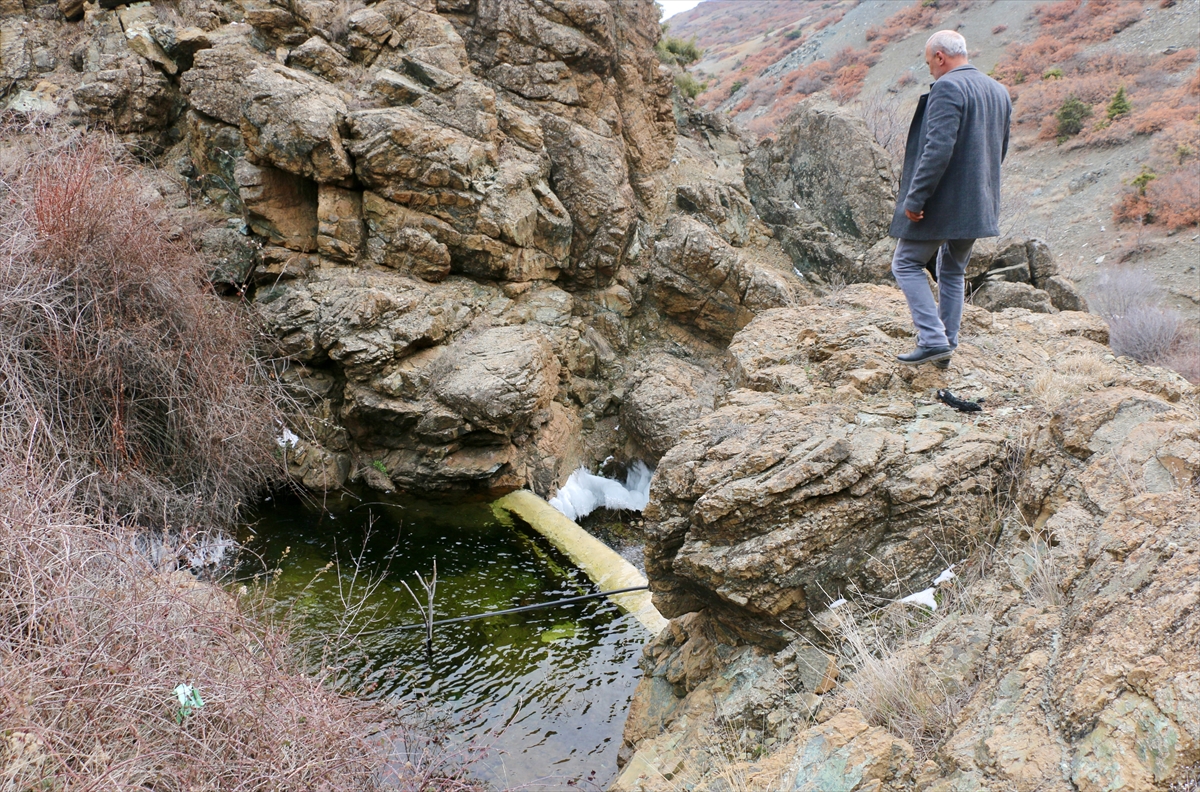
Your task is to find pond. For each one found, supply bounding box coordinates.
[239,489,647,788]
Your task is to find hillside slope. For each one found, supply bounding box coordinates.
[668,0,1200,314]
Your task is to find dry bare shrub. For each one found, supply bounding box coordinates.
[0,133,282,531]
[1108,305,1189,364]
[1087,267,1194,368]
[0,470,396,792]
[858,90,909,167]
[1009,539,1065,608]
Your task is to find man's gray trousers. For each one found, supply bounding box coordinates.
[890,238,975,349]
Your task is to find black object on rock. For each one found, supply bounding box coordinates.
[937,389,983,413]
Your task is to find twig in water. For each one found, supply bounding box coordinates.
[401,560,438,655]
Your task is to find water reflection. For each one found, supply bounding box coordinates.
[240,489,644,787]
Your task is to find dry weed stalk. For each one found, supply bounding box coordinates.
[1030,353,1114,410]
[819,602,961,758]
[1010,538,1066,609]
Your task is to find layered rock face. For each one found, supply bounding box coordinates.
[4,0,816,492]
[616,285,1199,790]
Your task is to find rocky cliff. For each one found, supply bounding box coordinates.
[614,282,1198,791]
[4,0,1197,788]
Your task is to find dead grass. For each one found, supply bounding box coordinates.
[1009,538,1066,608]
[0,472,391,791]
[1030,353,1114,409]
[817,602,961,758]
[0,129,487,790]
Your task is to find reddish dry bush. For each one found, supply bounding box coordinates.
[1113,189,1155,225]
[1156,47,1196,72]
[1151,120,1200,163]
[831,63,870,104]
[0,134,282,531]
[1145,163,1200,230]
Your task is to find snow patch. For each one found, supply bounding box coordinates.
[828,598,848,609]
[900,588,939,611]
[276,426,299,447]
[932,566,957,586]
[549,461,653,522]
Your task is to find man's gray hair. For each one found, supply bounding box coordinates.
[926,30,968,57]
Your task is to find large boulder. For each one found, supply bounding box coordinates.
[645,390,1007,634]
[73,55,183,135]
[240,63,354,184]
[972,280,1056,313]
[621,355,716,461]
[619,283,1197,788]
[744,97,897,283]
[649,216,799,340]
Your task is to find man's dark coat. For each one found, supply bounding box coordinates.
[889,64,1013,241]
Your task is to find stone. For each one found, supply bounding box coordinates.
[972,280,1055,313]
[316,185,364,262]
[0,21,30,83]
[179,28,266,126]
[1045,274,1088,312]
[432,325,560,436]
[786,710,917,791]
[345,7,394,63]
[674,180,755,248]
[1026,237,1057,286]
[621,355,715,461]
[347,106,494,203]
[240,63,353,184]
[368,67,427,105]
[198,226,260,288]
[186,110,247,211]
[744,96,896,283]
[284,439,350,490]
[288,35,351,82]
[985,260,1032,283]
[235,160,319,252]
[361,192,453,282]
[650,216,794,341]
[5,81,61,115]
[118,5,178,75]
[58,0,84,20]
[542,116,640,286]
[73,55,183,136]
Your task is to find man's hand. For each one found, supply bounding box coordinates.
[905,209,925,223]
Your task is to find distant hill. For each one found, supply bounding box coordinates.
[666,0,1200,316]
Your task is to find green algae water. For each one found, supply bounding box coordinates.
[240,489,645,787]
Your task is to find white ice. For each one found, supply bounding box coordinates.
[276,426,299,447]
[932,566,957,586]
[548,461,653,522]
[900,588,939,611]
[828,598,848,609]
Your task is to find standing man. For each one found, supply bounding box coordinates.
[890,30,1012,367]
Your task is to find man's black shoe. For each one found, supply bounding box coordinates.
[896,345,953,366]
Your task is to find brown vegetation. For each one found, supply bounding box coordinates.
[986,0,1199,232]
[0,132,281,531]
[681,0,966,137]
[0,131,484,790]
